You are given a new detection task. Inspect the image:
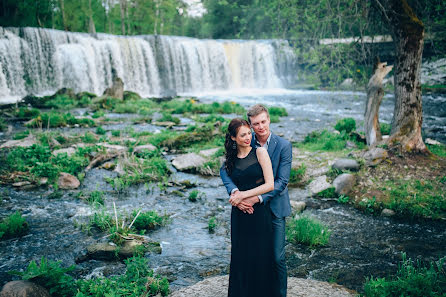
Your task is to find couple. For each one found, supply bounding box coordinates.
[220,104,292,297]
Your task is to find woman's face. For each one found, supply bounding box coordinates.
[232,125,252,148]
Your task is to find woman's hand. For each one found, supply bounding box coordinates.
[229,190,245,206]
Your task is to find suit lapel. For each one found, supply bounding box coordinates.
[267,133,278,156]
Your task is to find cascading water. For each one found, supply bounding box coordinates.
[0,27,297,103]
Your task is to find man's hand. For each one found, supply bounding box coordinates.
[244,196,260,206]
[229,190,245,206]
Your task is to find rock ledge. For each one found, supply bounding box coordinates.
[169,275,356,297]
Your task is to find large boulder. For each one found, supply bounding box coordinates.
[103,77,124,100]
[85,240,161,261]
[169,275,356,297]
[332,159,360,172]
[333,173,356,195]
[308,175,331,197]
[133,144,157,154]
[290,201,306,213]
[199,148,220,158]
[0,280,50,297]
[172,153,207,171]
[0,134,37,149]
[363,148,388,167]
[58,172,80,189]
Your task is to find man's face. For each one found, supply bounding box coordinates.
[249,111,270,138]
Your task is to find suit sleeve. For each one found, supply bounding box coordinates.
[261,141,292,204]
[220,162,238,196]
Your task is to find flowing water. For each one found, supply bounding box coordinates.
[1,90,445,293]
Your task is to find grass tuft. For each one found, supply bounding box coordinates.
[286,215,331,247]
[0,211,28,240]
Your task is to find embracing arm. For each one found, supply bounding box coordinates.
[261,141,292,204]
[229,148,274,205]
[220,163,238,195]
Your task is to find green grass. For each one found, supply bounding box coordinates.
[96,126,106,135]
[298,130,347,151]
[113,98,157,115]
[363,253,446,297]
[0,117,6,131]
[289,164,306,186]
[286,215,331,247]
[86,190,105,206]
[0,211,28,240]
[44,94,78,109]
[380,122,391,135]
[208,217,217,233]
[188,190,200,202]
[317,187,337,198]
[26,111,95,128]
[428,144,446,158]
[268,106,288,117]
[13,107,41,119]
[10,256,169,297]
[383,178,446,219]
[131,210,168,232]
[161,99,245,115]
[12,130,31,140]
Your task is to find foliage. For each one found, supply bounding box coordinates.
[26,111,95,128]
[9,256,76,297]
[14,107,41,119]
[111,130,121,137]
[0,117,6,131]
[289,164,307,186]
[88,209,113,232]
[359,197,380,215]
[383,179,446,219]
[160,112,180,124]
[95,126,106,135]
[334,118,356,134]
[268,106,288,117]
[299,130,347,152]
[44,95,78,109]
[317,187,337,198]
[363,253,446,297]
[113,98,157,115]
[77,256,169,297]
[380,122,391,135]
[92,110,105,118]
[337,195,350,204]
[208,217,217,233]
[161,99,245,115]
[12,130,31,140]
[286,215,331,247]
[86,190,105,206]
[0,211,28,240]
[131,210,167,232]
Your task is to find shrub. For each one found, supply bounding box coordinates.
[334,118,356,134]
[300,130,347,151]
[14,107,40,119]
[380,122,392,135]
[12,130,31,140]
[286,215,331,247]
[159,112,180,124]
[131,210,167,232]
[9,256,76,297]
[92,110,105,118]
[88,210,113,232]
[0,211,28,240]
[26,111,95,128]
[268,106,288,117]
[317,187,337,198]
[111,130,121,137]
[44,95,77,109]
[86,190,105,206]
[30,162,59,181]
[188,190,200,202]
[363,253,446,297]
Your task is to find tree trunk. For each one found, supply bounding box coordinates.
[59,0,67,31]
[88,0,96,34]
[119,0,126,35]
[374,0,426,152]
[154,0,160,35]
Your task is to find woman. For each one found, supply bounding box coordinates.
[222,118,276,297]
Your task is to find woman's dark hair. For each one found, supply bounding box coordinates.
[225,118,250,175]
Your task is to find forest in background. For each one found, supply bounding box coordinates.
[0,0,445,87]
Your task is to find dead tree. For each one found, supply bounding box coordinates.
[365,59,393,146]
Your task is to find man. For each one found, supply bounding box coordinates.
[220,104,292,297]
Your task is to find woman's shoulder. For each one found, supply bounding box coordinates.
[255,146,268,157]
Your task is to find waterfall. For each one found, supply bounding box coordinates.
[0,27,297,103]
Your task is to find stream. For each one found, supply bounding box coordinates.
[0,89,445,293]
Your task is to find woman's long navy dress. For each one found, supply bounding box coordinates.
[228,148,275,297]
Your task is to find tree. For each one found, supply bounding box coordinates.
[373,0,427,152]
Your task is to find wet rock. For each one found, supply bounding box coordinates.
[363,148,388,167]
[58,172,80,189]
[97,143,127,154]
[0,134,37,149]
[52,147,76,157]
[340,78,354,88]
[381,209,396,217]
[425,138,442,145]
[12,181,32,188]
[172,153,207,171]
[199,148,220,158]
[0,280,50,297]
[307,167,329,177]
[332,159,360,172]
[169,275,356,297]
[290,201,306,213]
[85,240,161,261]
[421,58,446,85]
[153,121,176,127]
[103,77,124,100]
[308,175,331,196]
[133,144,157,154]
[345,140,357,149]
[333,174,356,195]
[100,162,116,170]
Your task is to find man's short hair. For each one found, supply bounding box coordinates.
[246,104,269,123]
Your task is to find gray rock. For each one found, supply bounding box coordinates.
[340,78,354,88]
[0,280,50,297]
[345,140,357,149]
[290,201,306,213]
[97,143,127,154]
[52,147,76,157]
[58,172,80,189]
[307,167,329,177]
[103,77,124,100]
[333,174,356,195]
[332,159,360,172]
[169,275,356,297]
[0,134,37,149]
[308,175,331,196]
[133,144,157,153]
[425,138,442,145]
[381,208,396,217]
[199,147,220,158]
[172,153,207,171]
[363,148,388,166]
[85,240,161,261]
